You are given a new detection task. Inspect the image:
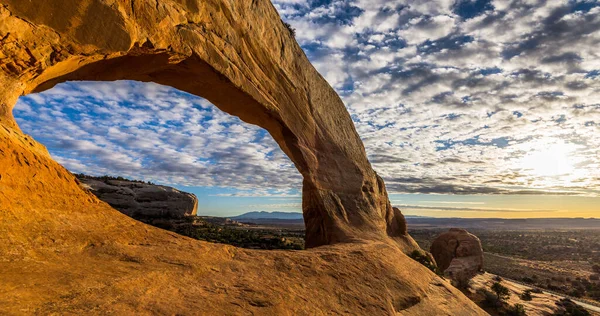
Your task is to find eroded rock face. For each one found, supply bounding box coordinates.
[0,1,485,314]
[430,228,484,283]
[78,177,198,218]
[0,0,411,249]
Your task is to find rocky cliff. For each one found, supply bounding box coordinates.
[77,176,198,218]
[0,0,409,249]
[0,0,486,314]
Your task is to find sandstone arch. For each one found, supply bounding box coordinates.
[0,1,485,314]
[0,0,414,249]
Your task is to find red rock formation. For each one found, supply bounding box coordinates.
[0,0,410,248]
[430,228,484,284]
[0,1,486,314]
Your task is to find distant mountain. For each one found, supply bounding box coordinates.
[229,212,598,231]
[404,215,434,219]
[231,212,432,221]
[406,217,600,230]
[231,211,304,220]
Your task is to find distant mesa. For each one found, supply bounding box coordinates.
[76,174,197,218]
[400,214,433,219]
[430,228,484,286]
[232,211,429,221]
[231,211,304,220]
[407,217,600,230]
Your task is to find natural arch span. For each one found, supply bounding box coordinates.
[0,1,486,314]
[0,0,413,248]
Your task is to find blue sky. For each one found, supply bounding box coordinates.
[14,0,600,218]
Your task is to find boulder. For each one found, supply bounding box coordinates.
[430,228,484,284]
[78,177,198,218]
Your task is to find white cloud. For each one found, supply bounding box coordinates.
[12,0,600,197]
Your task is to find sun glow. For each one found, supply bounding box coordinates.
[518,142,576,178]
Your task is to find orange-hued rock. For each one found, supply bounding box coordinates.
[0,1,486,314]
[0,0,410,249]
[430,228,485,283]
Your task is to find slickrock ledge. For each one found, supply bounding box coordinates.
[0,0,486,314]
[77,176,198,218]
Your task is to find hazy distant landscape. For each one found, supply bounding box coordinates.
[188,211,600,304]
[226,212,600,230]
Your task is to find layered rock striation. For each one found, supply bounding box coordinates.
[77,176,198,218]
[0,0,486,314]
[0,0,410,248]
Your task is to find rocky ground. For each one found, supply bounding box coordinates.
[468,273,600,316]
[410,228,600,302]
[0,125,484,315]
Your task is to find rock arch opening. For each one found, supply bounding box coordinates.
[0,1,492,314]
[0,0,417,250]
[14,79,303,221]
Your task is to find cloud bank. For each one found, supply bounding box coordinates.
[14,0,600,197]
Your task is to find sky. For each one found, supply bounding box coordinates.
[13,0,600,218]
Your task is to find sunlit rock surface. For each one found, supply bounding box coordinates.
[0,0,485,314]
[431,228,485,283]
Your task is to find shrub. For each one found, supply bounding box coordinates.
[589,290,600,300]
[569,288,584,298]
[282,21,296,37]
[505,303,527,316]
[452,275,472,290]
[589,274,599,281]
[522,277,535,283]
[531,288,544,294]
[151,219,174,230]
[520,289,533,301]
[481,289,502,308]
[492,282,510,302]
[553,298,590,316]
[408,250,441,275]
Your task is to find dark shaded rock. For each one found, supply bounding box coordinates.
[79,178,197,218]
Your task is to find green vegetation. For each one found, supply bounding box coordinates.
[175,221,304,250]
[481,281,512,311]
[505,303,527,316]
[476,230,600,263]
[481,289,502,308]
[408,250,441,275]
[409,229,600,263]
[410,228,600,301]
[520,289,533,301]
[492,282,511,302]
[74,173,155,185]
[282,21,296,37]
[553,298,590,316]
[135,215,305,250]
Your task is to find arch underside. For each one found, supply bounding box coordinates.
[0,0,414,249]
[0,0,486,314]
